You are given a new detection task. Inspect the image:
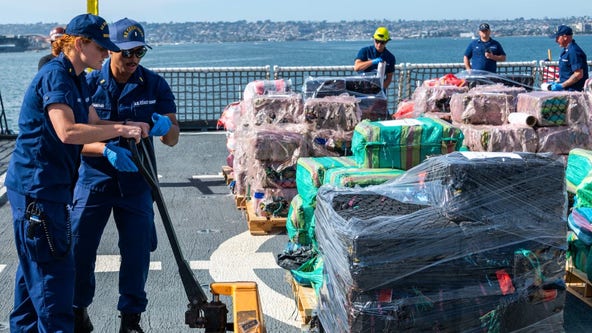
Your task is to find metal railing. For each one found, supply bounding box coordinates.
[153,66,270,130]
[150,61,591,131]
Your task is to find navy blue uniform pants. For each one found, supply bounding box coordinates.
[71,187,156,314]
[8,190,74,333]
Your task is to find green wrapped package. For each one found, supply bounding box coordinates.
[351,117,464,170]
[566,148,592,197]
[323,167,405,188]
[295,156,357,205]
[286,194,316,246]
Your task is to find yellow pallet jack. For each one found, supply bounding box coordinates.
[129,138,265,333]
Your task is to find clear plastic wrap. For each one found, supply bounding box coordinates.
[412,85,469,114]
[459,123,538,153]
[315,151,567,332]
[450,92,515,125]
[304,95,361,131]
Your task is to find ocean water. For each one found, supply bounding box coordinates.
[1,35,591,132]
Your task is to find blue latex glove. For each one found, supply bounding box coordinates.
[371,57,383,65]
[149,113,172,136]
[103,143,138,172]
[550,82,563,91]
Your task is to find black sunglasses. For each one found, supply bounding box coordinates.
[374,39,387,45]
[121,47,147,59]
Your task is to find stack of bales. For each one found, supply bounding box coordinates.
[315,151,567,332]
[445,83,592,155]
[565,148,592,281]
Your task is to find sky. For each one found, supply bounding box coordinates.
[1,0,590,24]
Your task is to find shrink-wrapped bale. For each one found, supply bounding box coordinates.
[248,126,309,162]
[450,92,515,125]
[250,160,297,189]
[242,79,292,101]
[315,152,567,333]
[567,232,592,280]
[469,83,527,99]
[285,194,316,245]
[351,118,464,170]
[309,129,353,157]
[566,148,592,195]
[243,93,304,125]
[304,95,361,131]
[302,76,383,99]
[516,91,569,126]
[357,95,389,121]
[458,123,538,152]
[412,85,469,114]
[295,156,357,205]
[536,125,591,155]
[323,167,405,188]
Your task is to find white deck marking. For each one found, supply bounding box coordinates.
[94,255,161,272]
[0,264,5,274]
[191,175,224,180]
[207,231,300,328]
[0,172,7,198]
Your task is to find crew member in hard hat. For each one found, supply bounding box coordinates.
[354,26,396,90]
[38,26,65,70]
[463,23,506,73]
[71,17,179,333]
[546,25,588,91]
[6,13,147,333]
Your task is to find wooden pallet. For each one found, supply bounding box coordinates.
[221,165,234,185]
[235,194,246,210]
[244,200,286,235]
[565,263,592,308]
[290,277,318,326]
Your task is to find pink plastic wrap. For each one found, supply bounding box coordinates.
[412,85,469,114]
[516,91,569,127]
[458,123,538,152]
[304,95,361,131]
[242,93,305,126]
[450,92,515,125]
[537,125,592,155]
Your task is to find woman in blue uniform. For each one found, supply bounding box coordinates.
[70,18,179,333]
[5,14,149,333]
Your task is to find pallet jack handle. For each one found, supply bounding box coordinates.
[128,138,230,332]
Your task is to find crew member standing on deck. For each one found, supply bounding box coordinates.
[38,26,65,70]
[463,23,506,73]
[354,26,396,90]
[71,17,179,333]
[547,25,589,92]
[5,13,148,333]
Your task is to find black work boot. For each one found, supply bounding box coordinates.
[119,313,144,333]
[73,307,94,333]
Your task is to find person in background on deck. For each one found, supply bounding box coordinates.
[71,17,179,333]
[38,26,65,70]
[5,13,148,333]
[354,26,396,90]
[547,25,589,92]
[463,23,506,73]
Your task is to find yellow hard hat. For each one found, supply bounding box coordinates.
[373,27,391,42]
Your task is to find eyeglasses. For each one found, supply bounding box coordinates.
[121,47,147,59]
[374,39,387,45]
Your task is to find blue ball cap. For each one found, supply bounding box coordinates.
[66,14,120,51]
[110,18,152,50]
[554,25,573,38]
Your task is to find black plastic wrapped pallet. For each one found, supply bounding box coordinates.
[314,151,567,333]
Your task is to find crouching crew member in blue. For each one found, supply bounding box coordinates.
[463,23,506,73]
[354,26,396,90]
[70,18,180,333]
[5,13,149,333]
[547,25,589,92]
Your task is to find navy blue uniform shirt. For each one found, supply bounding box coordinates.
[5,54,90,204]
[464,38,506,73]
[76,59,176,196]
[355,45,396,75]
[558,39,589,91]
